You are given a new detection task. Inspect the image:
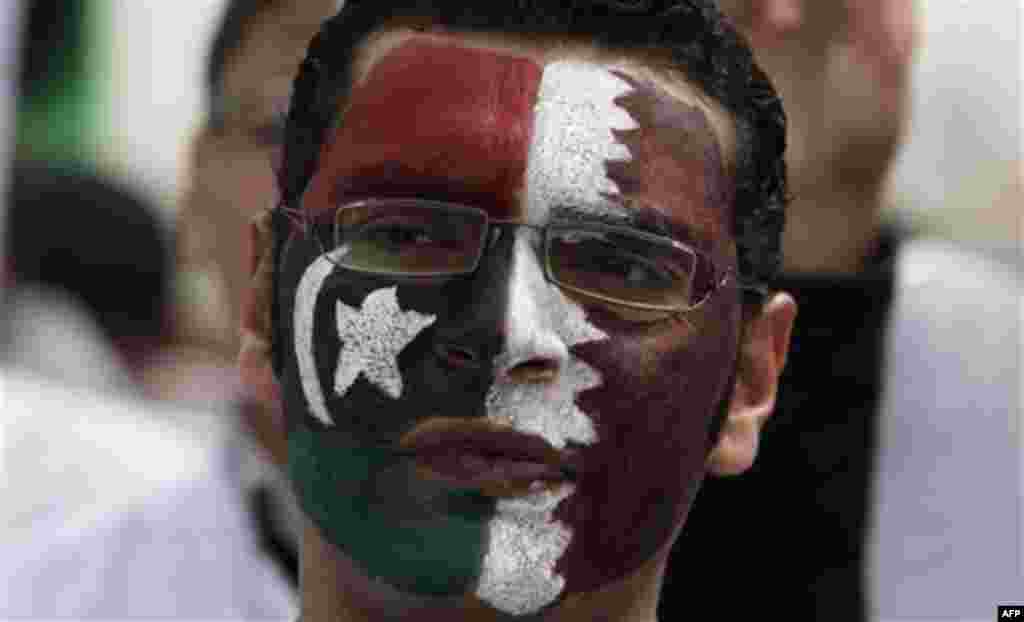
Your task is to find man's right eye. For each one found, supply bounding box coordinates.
[364,223,443,249]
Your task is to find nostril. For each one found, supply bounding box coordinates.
[506,357,559,383]
[435,342,481,370]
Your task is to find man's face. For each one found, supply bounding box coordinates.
[185,0,338,347]
[277,32,742,616]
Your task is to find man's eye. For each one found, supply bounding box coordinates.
[366,224,443,248]
[561,241,676,289]
[548,230,697,312]
[590,253,673,286]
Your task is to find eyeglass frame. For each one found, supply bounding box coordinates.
[274,197,767,314]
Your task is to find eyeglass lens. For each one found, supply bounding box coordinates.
[332,201,487,276]
[327,200,718,310]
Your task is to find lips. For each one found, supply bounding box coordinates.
[398,418,581,497]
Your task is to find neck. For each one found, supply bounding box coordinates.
[299,517,666,622]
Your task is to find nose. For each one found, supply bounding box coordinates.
[505,353,561,383]
[433,337,563,381]
[497,346,565,383]
[431,229,569,383]
[492,233,569,383]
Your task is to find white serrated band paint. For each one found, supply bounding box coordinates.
[476,232,608,615]
[525,60,637,224]
[476,59,629,616]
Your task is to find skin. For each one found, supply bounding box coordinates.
[716,0,917,274]
[175,0,341,467]
[179,0,342,359]
[241,28,796,622]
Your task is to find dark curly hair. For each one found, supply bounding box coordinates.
[277,0,787,287]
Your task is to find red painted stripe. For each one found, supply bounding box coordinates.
[302,38,543,220]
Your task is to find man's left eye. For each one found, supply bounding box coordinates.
[588,252,673,286]
[558,238,677,288]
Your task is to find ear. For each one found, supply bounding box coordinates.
[238,209,283,416]
[707,292,797,476]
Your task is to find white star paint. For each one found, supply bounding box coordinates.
[525,60,638,224]
[334,287,436,400]
[476,234,608,615]
[294,248,435,426]
[294,248,349,426]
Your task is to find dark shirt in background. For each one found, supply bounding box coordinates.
[661,230,901,622]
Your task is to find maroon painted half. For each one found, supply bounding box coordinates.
[552,71,742,593]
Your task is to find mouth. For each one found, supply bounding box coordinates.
[398,418,581,498]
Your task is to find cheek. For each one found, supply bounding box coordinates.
[556,299,740,592]
[292,264,455,441]
[578,294,741,460]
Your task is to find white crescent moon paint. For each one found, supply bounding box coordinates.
[294,248,437,426]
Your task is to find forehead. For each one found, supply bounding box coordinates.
[303,30,736,242]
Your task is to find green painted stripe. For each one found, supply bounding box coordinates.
[289,423,492,596]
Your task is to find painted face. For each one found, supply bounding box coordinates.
[277,34,741,616]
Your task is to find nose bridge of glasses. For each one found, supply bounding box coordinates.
[460,218,542,273]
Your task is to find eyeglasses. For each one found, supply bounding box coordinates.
[299,198,736,313]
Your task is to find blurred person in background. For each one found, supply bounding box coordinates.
[174,0,346,587]
[1,164,296,619]
[665,1,1022,620]
[4,161,173,392]
[178,0,344,362]
[14,0,102,165]
[1,1,300,618]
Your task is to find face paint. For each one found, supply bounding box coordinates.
[476,234,607,614]
[302,37,542,219]
[524,60,637,224]
[285,40,549,605]
[293,249,347,426]
[281,34,740,617]
[537,67,740,596]
[287,240,491,596]
[606,72,733,241]
[333,287,436,400]
[478,484,575,615]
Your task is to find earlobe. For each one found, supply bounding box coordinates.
[707,292,797,476]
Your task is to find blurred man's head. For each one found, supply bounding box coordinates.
[240,1,796,619]
[6,162,173,373]
[179,0,341,356]
[714,0,917,273]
